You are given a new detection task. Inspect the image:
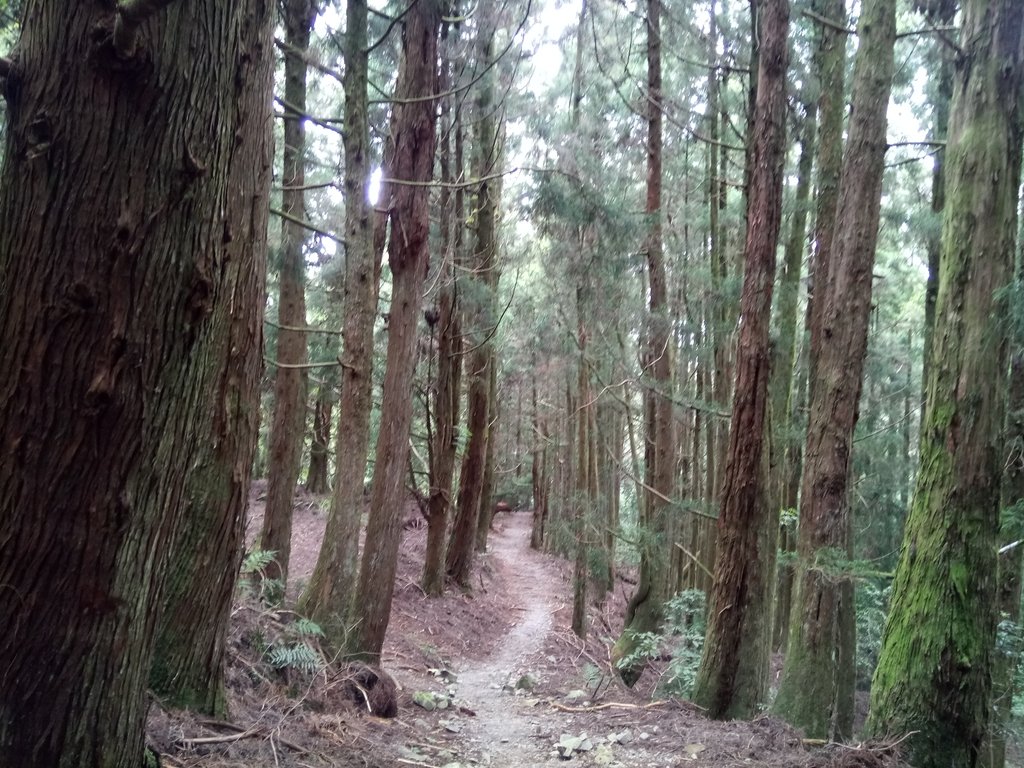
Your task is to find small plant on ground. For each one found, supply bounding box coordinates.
[265,616,326,675]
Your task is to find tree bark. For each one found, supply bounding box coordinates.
[446,18,499,587]
[299,0,379,645]
[868,2,1024,764]
[305,383,332,494]
[980,353,1024,768]
[769,99,816,655]
[690,0,789,719]
[422,41,462,594]
[0,1,273,763]
[611,0,674,685]
[258,0,314,600]
[149,2,272,713]
[773,0,896,739]
[806,0,848,395]
[351,0,441,659]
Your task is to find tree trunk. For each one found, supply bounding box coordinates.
[611,0,674,684]
[980,353,1024,768]
[772,0,896,739]
[868,2,1024,764]
[258,0,314,599]
[422,45,462,594]
[476,353,500,552]
[920,0,956,399]
[531,366,549,550]
[305,383,332,494]
[806,0,848,396]
[690,0,789,719]
[149,3,272,712]
[446,18,499,586]
[299,0,379,645]
[0,1,273,763]
[769,99,816,654]
[351,0,441,659]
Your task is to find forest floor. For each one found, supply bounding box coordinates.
[147,485,907,768]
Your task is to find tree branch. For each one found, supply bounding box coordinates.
[270,207,344,246]
[113,0,181,57]
[0,57,10,79]
[801,8,855,34]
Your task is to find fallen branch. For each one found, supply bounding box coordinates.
[550,699,670,713]
[182,720,308,754]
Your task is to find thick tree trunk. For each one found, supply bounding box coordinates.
[772,0,896,739]
[981,353,1024,768]
[149,3,272,712]
[258,0,314,599]
[0,1,272,763]
[690,0,789,719]
[305,384,332,494]
[868,2,1024,764]
[298,0,379,644]
[351,0,441,659]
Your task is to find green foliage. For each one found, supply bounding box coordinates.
[613,590,707,697]
[264,616,326,675]
[855,580,890,689]
[240,548,284,603]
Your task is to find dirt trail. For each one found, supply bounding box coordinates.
[449,512,563,766]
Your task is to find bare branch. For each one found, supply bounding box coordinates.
[270,207,344,246]
[113,0,181,57]
[801,8,855,34]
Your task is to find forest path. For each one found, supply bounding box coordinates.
[448,512,564,766]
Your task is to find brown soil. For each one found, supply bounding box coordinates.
[148,486,908,768]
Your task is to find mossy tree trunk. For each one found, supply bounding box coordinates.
[0,0,272,763]
[772,0,896,739]
[299,0,379,645]
[868,2,1024,764]
[258,0,315,599]
[690,0,789,719]
[350,0,441,660]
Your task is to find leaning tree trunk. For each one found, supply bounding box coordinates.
[772,0,896,739]
[257,0,314,600]
[0,1,273,764]
[299,0,378,646]
[868,2,1024,765]
[351,0,441,660]
[612,0,675,686]
[690,0,789,719]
